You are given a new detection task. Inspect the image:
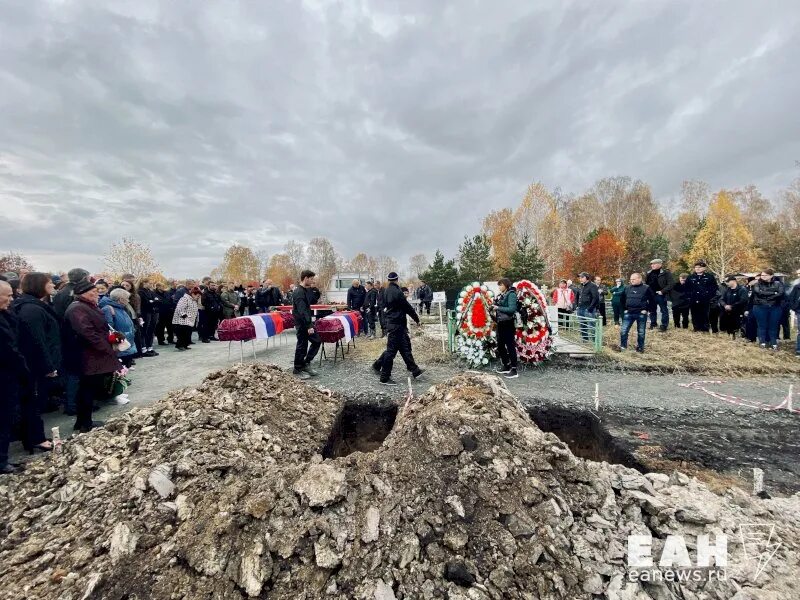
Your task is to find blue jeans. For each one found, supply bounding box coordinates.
[753,305,782,347]
[64,373,80,413]
[621,310,648,350]
[650,293,669,328]
[577,307,596,341]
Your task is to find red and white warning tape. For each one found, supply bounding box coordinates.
[680,381,798,414]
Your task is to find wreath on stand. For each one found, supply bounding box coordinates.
[454,282,496,368]
[513,280,553,363]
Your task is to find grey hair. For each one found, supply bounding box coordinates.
[109,288,130,302]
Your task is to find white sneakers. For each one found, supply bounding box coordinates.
[112,394,130,405]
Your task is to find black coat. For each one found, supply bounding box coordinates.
[685,272,718,304]
[139,288,159,315]
[202,290,223,314]
[255,286,282,310]
[788,283,800,312]
[645,269,675,294]
[577,282,600,312]
[365,288,378,311]
[292,286,314,330]
[155,288,175,314]
[0,310,29,386]
[418,285,433,302]
[752,279,785,307]
[719,286,749,314]
[670,281,689,309]
[52,284,77,320]
[383,283,419,332]
[347,285,367,310]
[12,294,61,377]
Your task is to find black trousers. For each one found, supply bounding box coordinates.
[156,311,174,343]
[421,301,431,315]
[0,380,20,467]
[612,302,623,325]
[20,376,47,450]
[378,308,386,334]
[174,324,193,349]
[598,302,607,326]
[365,308,376,336]
[496,320,518,369]
[691,302,710,332]
[201,313,220,341]
[76,373,107,429]
[780,306,791,339]
[380,327,420,381]
[141,312,157,349]
[294,326,322,371]
[719,310,742,337]
[672,306,690,329]
[709,304,720,333]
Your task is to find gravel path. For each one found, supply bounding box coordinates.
[14,332,800,494]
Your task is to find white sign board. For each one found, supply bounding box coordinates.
[432,291,447,303]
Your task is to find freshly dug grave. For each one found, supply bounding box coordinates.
[1,365,799,600]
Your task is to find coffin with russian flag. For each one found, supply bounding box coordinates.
[218,312,293,342]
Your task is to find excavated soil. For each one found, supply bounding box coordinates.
[1,364,799,600]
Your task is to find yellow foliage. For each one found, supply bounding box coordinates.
[689,190,758,276]
[217,245,261,283]
[482,208,515,273]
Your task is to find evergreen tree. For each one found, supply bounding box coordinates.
[458,235,495,283]
[505,233,546,283]
[419,250,460,291]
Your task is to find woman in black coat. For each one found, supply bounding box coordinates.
[12,272,61,453]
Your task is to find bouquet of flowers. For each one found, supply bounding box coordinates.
[513,280,553,363]
[454,282,496,367]
[108,329,131,352]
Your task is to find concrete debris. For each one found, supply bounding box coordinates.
[0,364,798,600]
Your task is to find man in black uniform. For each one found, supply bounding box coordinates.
[364,280,378,339]
[292,270,322,380]
[685,260,718,333]
[376,280,387,337]
[645,258,674,331]
[346,278,367,336]
[375,272,423,386]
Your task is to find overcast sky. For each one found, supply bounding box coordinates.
[1,0,799,277]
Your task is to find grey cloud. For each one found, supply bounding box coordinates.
[1,0,798,277]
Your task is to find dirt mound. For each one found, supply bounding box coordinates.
[1,364,798,599]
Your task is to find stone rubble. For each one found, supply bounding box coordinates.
[0,363,797,599]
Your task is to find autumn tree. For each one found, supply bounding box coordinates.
[419,250,460,292]
[689,190,758,277]
[216,244,261,283]
[266,254,296,289]
[458,234,494,283]
[505,233,545,283]
[622,227,670,276]
[104,238,159,280]
[284,240,306,275]
[407,253,428,282]
[348,253,378,277]
[481,208,515,274]
[374,256,399,282]
[0,252,35,274]
[730,184,773,256]
[576,228,625,278]
[306,237,338,292]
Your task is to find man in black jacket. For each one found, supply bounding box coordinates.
[346,279,367,336]
[788,270,800,356]
[576,272,600,342]
[155,282,176,345]
[619,273,655,352]
[719,276,748,338]
[0,280,28,474]
[292,270,322,379]
[376,272,422,385]
[645,259,674,332]
[364,280,378,339]
[670,273,691,329]
[200,283,223,342]
[52,267,90,320]
[685,261,718,332]
[418,280,433,315]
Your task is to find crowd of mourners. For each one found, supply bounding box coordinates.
[0,268,422,474]
[549,259,800,354]
[2,260,799,475]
